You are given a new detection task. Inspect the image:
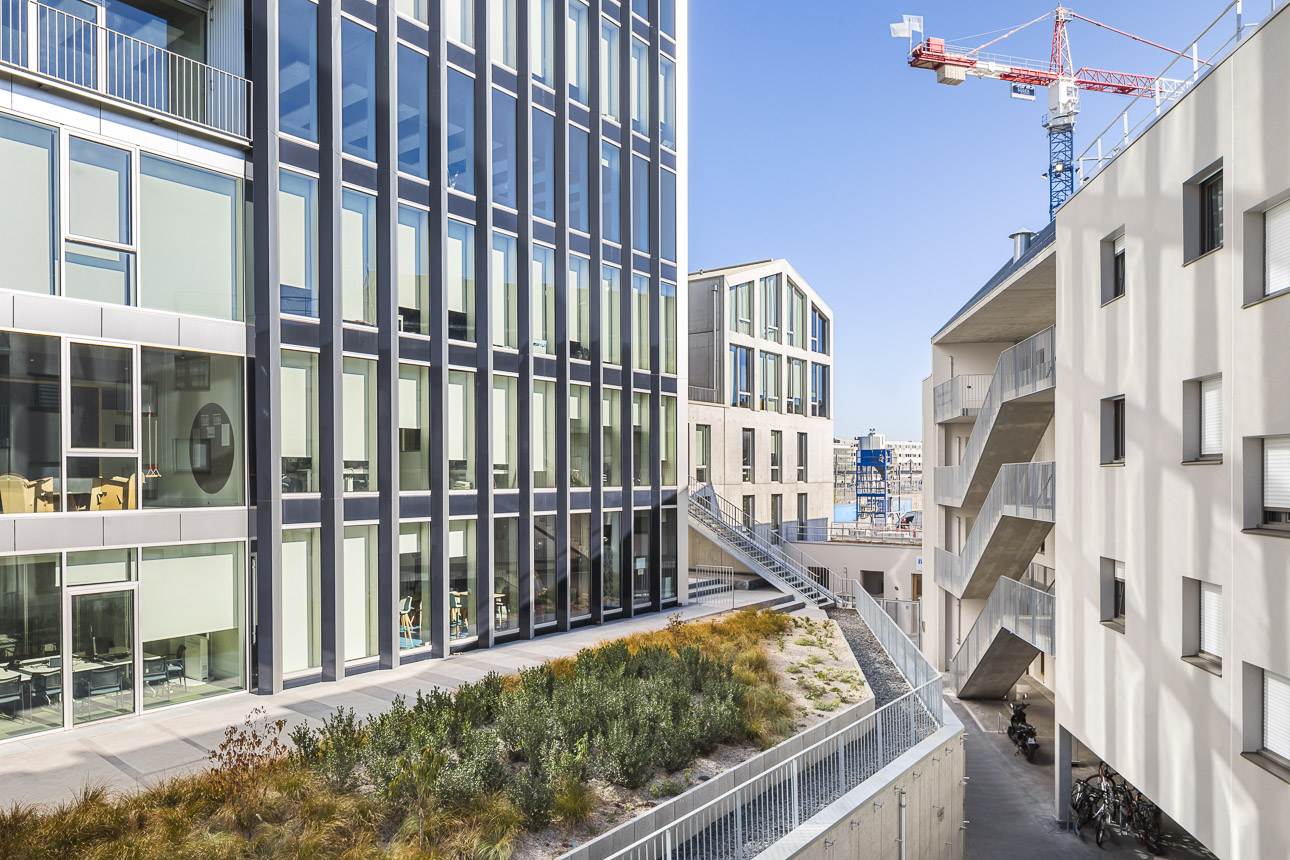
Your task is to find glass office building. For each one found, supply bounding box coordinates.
[0,0,685,739]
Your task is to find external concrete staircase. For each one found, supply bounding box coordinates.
[934,461,1055,600]
[934,326,1055,509]
[948,576,1055,698]
[688,481,844,608]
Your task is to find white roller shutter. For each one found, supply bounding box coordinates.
[1114,560,1126,583]
[1199,582,1222,658]
[1264,437,1290,509]
[1200,377,1222,456]
[1264,670,1290,762]
[1265,201,1290,297]
[1113,234,1125,255]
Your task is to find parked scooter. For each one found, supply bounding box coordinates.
[1006,702,1039,761]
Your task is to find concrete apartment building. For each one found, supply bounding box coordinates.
[924,7,1290,856]
[0,0,687,743]
[687,259,833,539]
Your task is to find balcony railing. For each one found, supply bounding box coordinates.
[934,327,1055,507]
[933,373,991,424]
[688,385,721,404]
[934,461,1054,599]
[0,1,250,141]
[947,577,1054,695]
[787,523,921,544]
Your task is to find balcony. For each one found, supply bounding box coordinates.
[0,1,250,143]
[933,373,991,423]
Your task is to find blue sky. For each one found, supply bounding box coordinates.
[687,0,1234,440]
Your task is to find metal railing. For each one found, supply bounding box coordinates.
[688,386,721,404]
[788,523,921,544]
[933,373,991,424]
[846,579,939,694]
[689,565,736,608]
[688,481,843,606]
[877,598,922,652]
[0,1,250,140]
[935,461,1055,599]
[600,679,943,860]
[934,327,1055,507]
[947,577,1054,695]
[1074,1,1272,191]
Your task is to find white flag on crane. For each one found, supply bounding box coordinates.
[904,15,923,34]
[890,21,910,38]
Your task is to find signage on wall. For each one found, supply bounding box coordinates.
[916,556,923,570]
[1010,83,1037,101]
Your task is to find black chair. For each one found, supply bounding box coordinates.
[142,657,169,701]
[87,667,122,710]
[166,645,187,689]
[0,677,21,722]
[32,670,59,707]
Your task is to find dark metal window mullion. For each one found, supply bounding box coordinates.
[516,0,536,640]
[553,0,572,632]
[615,0,635,618]
[588,0,605,624]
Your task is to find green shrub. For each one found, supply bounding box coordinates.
[598,717,655,788]
[433,728,506,810]
[508,762,556,829]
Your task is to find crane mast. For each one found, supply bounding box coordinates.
[898,7,1191,219]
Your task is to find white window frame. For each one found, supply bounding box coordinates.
[1198,581,1222,660]
[1199,375,1222,457]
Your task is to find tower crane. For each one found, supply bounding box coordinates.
[893,8,1197,219]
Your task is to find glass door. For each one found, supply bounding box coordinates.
[66,588,139,725]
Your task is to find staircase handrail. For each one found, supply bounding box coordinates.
[947,576,1055,694]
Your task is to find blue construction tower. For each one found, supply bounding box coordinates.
[855,443,892,526]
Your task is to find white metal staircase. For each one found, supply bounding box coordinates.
[688,481,843,608]
[947,576,1055,699]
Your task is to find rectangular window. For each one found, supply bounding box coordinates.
[787,282,806,346]
[1199,582,1222,660]
[797,493,808,540]
[1200,376,1222,457]
[342,358,378,491]
[494,375,519,489]
[448,370,476,490]
[492,89,517,208]
[0,333,61,512]
[661,281,677,374]
[1264,670,1290,765]
[741,428,754,482]
[694,424,711,483]
[569,126,590,232]
[531,0,554,84]
[279,0,318,141]
[341,19,376,160]
[760,352,780,411]
[570,384,592,487]
[797,432,808,482]
[533,379,556,488]
[397,205,429,335]
[140,155,242,320]
[770,430,782,482]
[1113,560,1127,622]
[67,138,133,305]
[741,495,755,529]
[535,514,557,624]
[1265,200,1290,297]
[601,18,620,121]
[632,392,650,486]
[448,520,477,640]
[632,156,650,253]
[400,522,430,649]
[661,395,677,486]
[811,363,829,417]
[494,518,520,633]
[787,358,807,415]
[0,116,57,297]
[447,220,476,341]
[602,264,621,364]
[728,281,752,334]
[569,255,591,359]
[602,142,620,242]
[633,510,651,605]
[632,0,647,17]
[603,387,622,485]
[1102,396,1126,464]
[490,0,517,68]
[661,169,677,262]
[661,509,678,599]
[761,275,780,341]
[398,363,429,490]
[630,37,649,135]
[533,245,556,355]
[1200,171,1223,255]
[1264,436,1290,529]
[632,273,650,371]
[397,0,429,23]
[770,494,782,537]
[603,510,622,610]
[532,108,555,220]
[446,0,474,46]
[570,512,592,616]
[447,69,475,194]
[810,307,829,354]
[730,345,752,408]
[660,55,676,150]
[281,350,318,493]
[660,0,675,36]
[341,188,377,326]
[1111,233,1126,300]
[282,529,321,673]
[491,232,518,348]
[568,0,589,104]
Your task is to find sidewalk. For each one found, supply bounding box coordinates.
[0,590,785,808]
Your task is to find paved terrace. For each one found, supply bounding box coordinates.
[0,590,787,808]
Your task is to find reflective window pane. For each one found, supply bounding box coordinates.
[446,0,474,47]
[567,1,588,104]
[343,358,378,491]
[571,383,591,487]
[0,115,58,296]
[279,0,318,141]
[397,45,429,178]
[448,370,476,490]
[661,395,677,486]
[399,522,430,649]
[602,265,621,365]
[603,387,622,485]
[397,0,429,24]
[282,528,321,673]
[0,333,61,511]
[661,281,677,374]
[493,375,519,489]
[532,108,555,220]
[603,512,622,610]
[633,510,651,605]
[532,245,556,355]
[70,343,132,450]
[530,0,554,85]
[449,520,477,639]
[399,363,429,491]
[343,525,379,658]
[494,519,520,633]
[660,56,676,150]
[281,350,318,493]
[447,69,475,194]
[64,242,133,306]
[398,205,429,335]
[661,509,677,599]
[491,232,518,348]
[601,142,620,243]
[600,19,619,121]
[569,126,590,233]
[632,273,650,371]
[533,379,556,488]
[492,89,517,208]
[447,220,476,341]
[632,156,650,253]
[630,38,649,135]
[490,0,516,67]
[0,554,62,738]
[661,168,676,261]
[569,255,590,359]
[71,587,134,724]
[534,514,557,624]
[342,189,377,326]
[341,19,377,160]
[279,170,318,317]
[632,392,650,486]
[67,456,137,511]
[571,512,591,617]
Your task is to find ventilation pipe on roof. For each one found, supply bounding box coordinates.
[1009,231,1036,262]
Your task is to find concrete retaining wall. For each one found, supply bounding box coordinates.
[560,697,877,860]
[758,716,967,860]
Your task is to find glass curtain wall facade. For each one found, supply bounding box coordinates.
[0,0,684,739]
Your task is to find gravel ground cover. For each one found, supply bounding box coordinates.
[826,607,912,706]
